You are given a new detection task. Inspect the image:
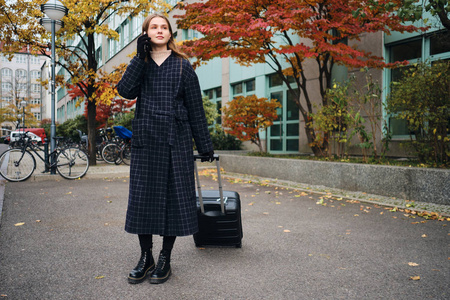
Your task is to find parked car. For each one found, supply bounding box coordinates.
[2,135,10,144]
[9,131,42,146]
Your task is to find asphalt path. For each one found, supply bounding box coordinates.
[0,167,449,299]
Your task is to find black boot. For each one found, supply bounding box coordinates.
[128,249,155,284]
[150,250,171,284]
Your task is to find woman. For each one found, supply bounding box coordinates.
[117,13,214,284]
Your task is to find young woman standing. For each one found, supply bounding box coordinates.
[117,13,214,284]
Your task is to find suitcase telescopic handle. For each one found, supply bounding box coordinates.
[194,154,225,214]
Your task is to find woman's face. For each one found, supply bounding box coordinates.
[147,17,171,50]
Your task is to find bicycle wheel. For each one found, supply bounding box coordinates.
[56,147,89,179]
[0,149,36,182]
[121,144,132,165]
[102,143,121,164]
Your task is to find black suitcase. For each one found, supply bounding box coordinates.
[193,154,243,248]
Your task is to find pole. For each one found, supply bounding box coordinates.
[50,20,56,174]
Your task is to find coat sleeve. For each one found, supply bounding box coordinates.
[183,61,214,154]
[117,57,146,100]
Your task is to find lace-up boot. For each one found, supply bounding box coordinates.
[150,250,171,284]
[128,249,155,284]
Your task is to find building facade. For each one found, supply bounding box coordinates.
[0,49,50,136]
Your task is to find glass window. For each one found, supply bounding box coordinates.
[389,116,411,136]
[1,68,12,77]
[32,84,41,93]
[123,20,130,45]
[205,89,213,99]
[286,139,299,151]
[390,39,422,62]
[270,124,282,137]
[30,70,41,79]
[286,91,299,121]
[246,79,255,92]
[430,31,450,56]
[2,82,12,91]
[286,123,299,136]
[31,56,41,64]
[17,83,27,91]
[15,54,27,64]
[269,73,283,87]
[269,139,282,151]
[216,87,222,98]
[270,91,283,121]
[232,83,243,95]
[16,69,27,78]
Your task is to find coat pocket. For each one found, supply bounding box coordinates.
[131,119,147,148]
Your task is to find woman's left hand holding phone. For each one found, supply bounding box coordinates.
[137,32,151,60]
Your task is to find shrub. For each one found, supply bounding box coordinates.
[387,61,450,165]
[210,126,242,150]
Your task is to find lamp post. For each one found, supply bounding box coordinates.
[40,0,68,174]
[20,100,27,133]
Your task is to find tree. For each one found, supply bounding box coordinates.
[398,0,450,30]
[202,96,219,129]
[387,60,450,165]
[68,79,136,128]
[0,0,167,165]
[0,75,39,128]
[176,0,425,156]
[222,95,281,152]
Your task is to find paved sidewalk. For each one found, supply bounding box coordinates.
[0,156,449,299]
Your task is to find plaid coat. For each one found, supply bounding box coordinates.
[117,55,213,236]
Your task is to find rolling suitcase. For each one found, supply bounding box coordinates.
[193,154,243,248]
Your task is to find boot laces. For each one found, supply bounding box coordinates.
[156,254,167,271]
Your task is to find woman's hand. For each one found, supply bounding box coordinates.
[136,32,151,60]
[200,150,215,162]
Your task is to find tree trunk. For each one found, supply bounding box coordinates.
[87,100,97,166]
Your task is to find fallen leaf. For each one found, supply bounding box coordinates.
[408,262,419,267]
[275,202,281,205]
[409,276,420,281]
[354,214,359,217]
[95,276,105,279]
[248,202,254,206]
[66,192,72,195]
[283,229,291,233]
[262,212,269,215]
[14,222,25,226]
[421,234,427,238]
[36,220,41,223]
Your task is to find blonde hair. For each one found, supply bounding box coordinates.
[142,13,189,60]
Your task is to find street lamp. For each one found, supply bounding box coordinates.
[40,0,68,174]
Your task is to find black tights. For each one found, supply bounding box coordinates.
[138,234,176,252]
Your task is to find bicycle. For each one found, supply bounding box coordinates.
[0,131,89,182]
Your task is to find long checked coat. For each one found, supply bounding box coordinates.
[117,54,213,236]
